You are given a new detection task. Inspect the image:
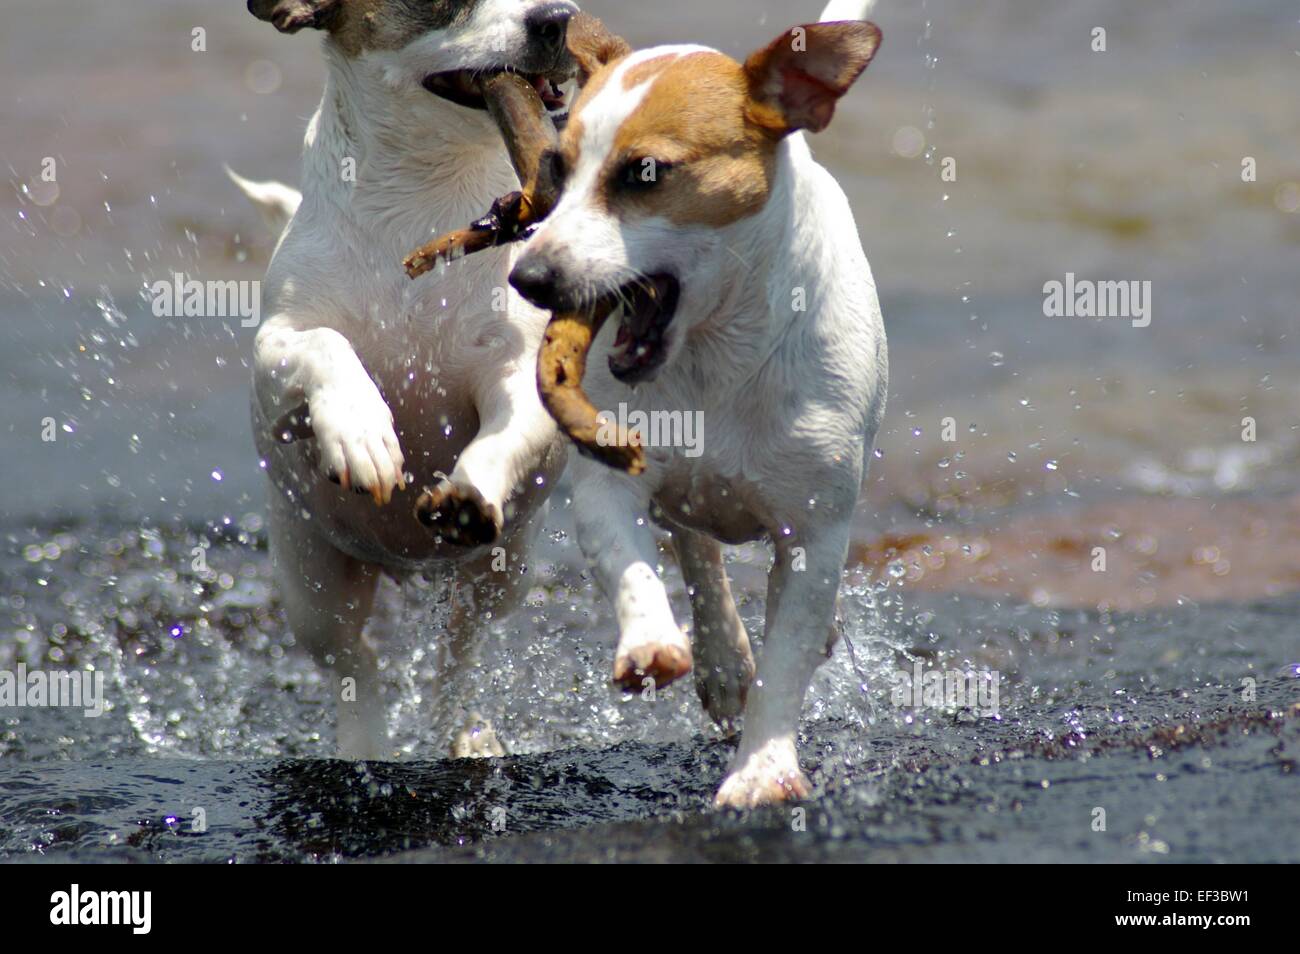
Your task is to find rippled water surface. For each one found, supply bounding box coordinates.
[2,523,1296,862]
[2,0,1299,862]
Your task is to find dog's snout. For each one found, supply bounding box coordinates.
[510,258,564,310]
[525,2,575,59]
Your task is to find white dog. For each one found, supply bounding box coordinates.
[236,0,582,760]
[509,0,887,807]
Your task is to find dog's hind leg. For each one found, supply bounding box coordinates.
[416,359,560,547]
[714,520,852,809]
[673,529,754,732]
[435,561,504,758]
[268,490,391,761]
[432,503,547,757]
[431,550,516,757]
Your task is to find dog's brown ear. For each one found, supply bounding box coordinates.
[566,13,632,84]
[744,21,881,135]
[248,0,343,34]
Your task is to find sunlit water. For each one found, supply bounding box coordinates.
[0,518,904,764]
[3,519,1297,861]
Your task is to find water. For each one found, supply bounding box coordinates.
[3,522,1296,862]
[1,0,1299,862]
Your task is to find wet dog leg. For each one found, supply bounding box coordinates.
[673,528,754,731]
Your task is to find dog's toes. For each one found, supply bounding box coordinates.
[695,659,753,734]
[450,712,506,759]
[415,475,503,546]
[714,740,810,810]
[613,639,693,692]
[714,769,810,810]
[305,386,405,506]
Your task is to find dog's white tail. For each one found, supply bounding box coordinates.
[819,0,877,21]
[224,165,302,235]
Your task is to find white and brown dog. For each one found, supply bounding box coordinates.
[509,0,887,807]
[236,0,583,759]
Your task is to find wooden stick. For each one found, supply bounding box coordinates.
[537,301,645,475]
[403,14,628,277]
[402,13,643,472]
[483,72,558,204]
[403,72,557,279]
[403,188,536,279]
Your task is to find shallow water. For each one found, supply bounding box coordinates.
[2,523,1296,862]
[1,0,1299,862]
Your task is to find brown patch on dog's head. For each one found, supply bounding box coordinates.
[556,23,880,231]
[248,0,344,34]
[547,52,690,207]
[620,54,686,93]
[248,0,485,57]
[602,52,778,229]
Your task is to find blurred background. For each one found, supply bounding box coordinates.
[3,0,1297,614]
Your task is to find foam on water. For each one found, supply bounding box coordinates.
[0,521,907,765]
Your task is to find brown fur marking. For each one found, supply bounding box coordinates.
[607,53,778,229]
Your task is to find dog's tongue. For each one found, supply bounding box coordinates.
[532,76,565,109]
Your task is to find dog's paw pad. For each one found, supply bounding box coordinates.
[714,741,810,810]
[450,712,505,759]
[415,476,503,546]
[613,640,693,692]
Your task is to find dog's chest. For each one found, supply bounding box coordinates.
[589,374,778,545]
[653,458,769,545]
[340,243,524,364]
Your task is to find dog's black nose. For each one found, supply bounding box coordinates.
[510,259,563,310]
[525,3,574,60]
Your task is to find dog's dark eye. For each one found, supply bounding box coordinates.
[545,150,568,190]
[617,157,672,193]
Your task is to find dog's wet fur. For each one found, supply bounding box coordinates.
[241,0,581,760]
[511,0,887,808]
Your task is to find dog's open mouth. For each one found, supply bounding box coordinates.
[608,274,680,384]
[422,68,568,113]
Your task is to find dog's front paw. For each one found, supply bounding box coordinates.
[714,738,810,809]
[613,629,693,692]
[304,386,406,506]
[415,475,503,546]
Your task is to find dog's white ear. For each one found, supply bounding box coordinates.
[248,0,343,34]
[744,22,881,135]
